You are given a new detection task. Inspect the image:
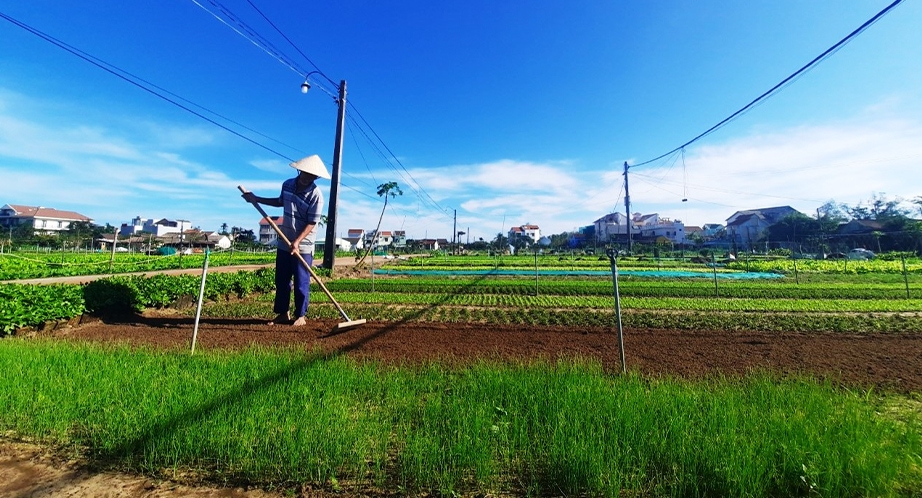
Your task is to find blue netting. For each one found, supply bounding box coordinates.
[373,269,783,279]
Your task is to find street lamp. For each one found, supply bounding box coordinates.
[301,70,347,272]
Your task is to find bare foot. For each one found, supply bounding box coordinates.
[268,313,290,325]
[291,316,307,327]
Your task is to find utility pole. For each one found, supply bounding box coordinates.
[452,209,457,255]
[623,161,632,253]
[323,80,347,271]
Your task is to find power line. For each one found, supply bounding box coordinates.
[0,10,298,162]
[347,104,448,214]
[243,0,333,86]
[631,0,904,169]
[189,0,451,220]
[194,0,450,218]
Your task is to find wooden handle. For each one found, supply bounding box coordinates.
[237,185,352,320]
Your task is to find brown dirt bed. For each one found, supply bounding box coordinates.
[46,314,922,393]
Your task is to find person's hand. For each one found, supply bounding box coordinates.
[290,240,300,255]
[241,192,256,203]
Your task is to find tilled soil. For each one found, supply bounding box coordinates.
[49,314,922,393]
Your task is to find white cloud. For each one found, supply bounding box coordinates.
[2,85,920,239]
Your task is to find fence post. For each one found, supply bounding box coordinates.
[606,248,626,374]
[534,250,539,296]
[190,249,211,355]
[108,228,117,273]
[711,251,719,297]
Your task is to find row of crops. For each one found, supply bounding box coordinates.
[0,249,276,280]
[4,250,922,281]
[194,254,922,334]
[2,253,921,334]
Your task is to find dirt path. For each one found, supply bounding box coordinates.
[0,440,284,497]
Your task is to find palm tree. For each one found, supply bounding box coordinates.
[355,182,402,267]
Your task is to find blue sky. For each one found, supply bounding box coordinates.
[1,1,920,242]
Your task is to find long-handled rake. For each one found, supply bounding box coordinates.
[238,185,366,331]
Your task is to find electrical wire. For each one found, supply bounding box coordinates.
[630,0,904,170]
[243,0,336,87]
[0,11,298,162]
[189,0,303,77]
[194,0,449,218]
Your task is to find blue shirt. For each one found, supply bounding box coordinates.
[278,177,324,254]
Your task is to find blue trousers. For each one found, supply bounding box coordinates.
[274,249,312,318]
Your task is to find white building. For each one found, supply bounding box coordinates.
[635,213,686,244]
[364,230,394,249]
[0,204,93,234]
[508,224,541,244]
[257,216,284,246]
[593,212,630,242]
[593,212,687,245]
[345,228,366,251]
[120,216,193,237]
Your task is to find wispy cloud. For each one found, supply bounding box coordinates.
[2,84,920,239]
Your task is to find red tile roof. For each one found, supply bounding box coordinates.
[257,216,284,225]
[7,204,92,222]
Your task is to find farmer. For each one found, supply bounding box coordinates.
[241,155,329,326]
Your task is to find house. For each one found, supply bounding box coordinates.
[701,223,725,238]
[364,230,393,249]
[633,213,686,245]
[413,239,442,251]
[120,217,193,237]
[345,229,366,251]
[594,212,687,245]
[392,230,407,249]
[258,217,284,245]
[508,224,541,244]
[204,231,232,250]
[684,225,703,239]
[593,213,629,242]
[158,229,223,251]
[835,219,888,253]
[836,219,884,236]
[0,204,93,235]
[316,237,352,253]
[725,206,800,250]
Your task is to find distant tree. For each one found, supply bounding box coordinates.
[64,221,96,249]
[11,222,35,245]
[549,232,571,250]
[220,222,229,235]
[492,233,509,253]
[766,213,823,249]
[844,193,909,221]
[906,221,922,254]
[816,199,848,222]
[912,196,922,217]
[355,182,402,266]
[468,237,489,251]
[686,231,705,247]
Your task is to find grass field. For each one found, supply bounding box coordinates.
[2,252,922,496]
[2,341,920,496]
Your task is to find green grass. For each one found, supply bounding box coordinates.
[1,340,920,496]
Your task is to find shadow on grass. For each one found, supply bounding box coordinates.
[47,272,500,494]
